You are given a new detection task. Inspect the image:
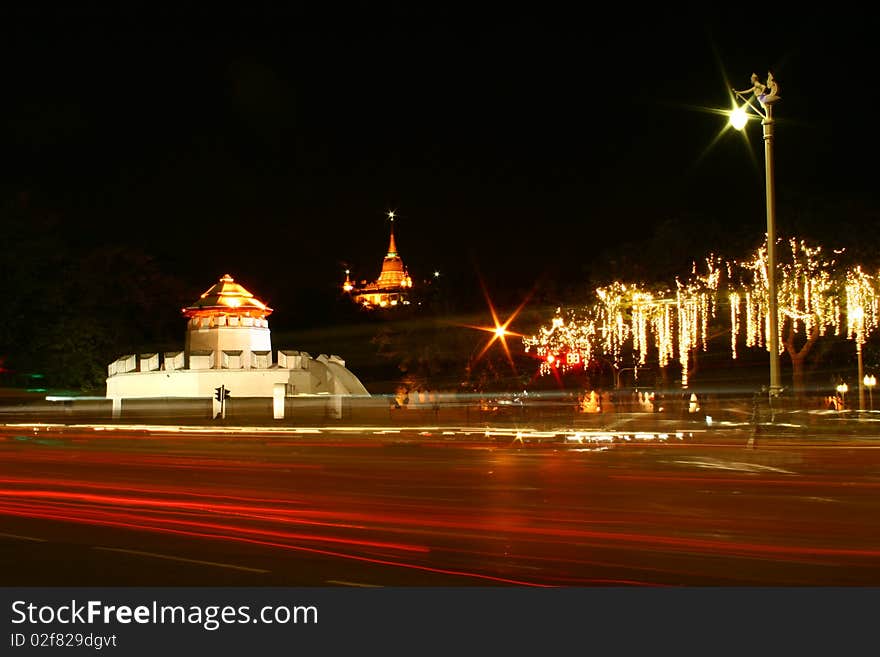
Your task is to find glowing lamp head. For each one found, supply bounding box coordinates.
[546,354,556,365]
[494,326,507,339]
[865,375,877,388]
[729,106,749,130]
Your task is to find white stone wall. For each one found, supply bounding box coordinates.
[189,351,215,370]
[106,311,370,400]
[186,324,271,369]
[107,368,292,400]
[252,351,271,369]
[278,350,308,369]
[221,351,243,369]
[106,360,368,400]
[139,353,160,372]
[164,351,184,370]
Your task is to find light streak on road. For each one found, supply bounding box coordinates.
[2,424,880,585]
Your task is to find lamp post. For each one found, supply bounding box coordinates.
[836,382,849,410]
[857,340,865,411]
[865,374,876,412]
[731,72,782,396]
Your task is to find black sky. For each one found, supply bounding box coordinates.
[2,7,878,325]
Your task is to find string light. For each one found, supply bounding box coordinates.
[845,265,879,345]
[732,238,842,352]
[524,238,880,387]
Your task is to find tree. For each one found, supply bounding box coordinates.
[525,236,880,401]
[0,192,189,392]
[730,238,879,399]
[523,259,723,390]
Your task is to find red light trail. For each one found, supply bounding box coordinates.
[3,426,880,585]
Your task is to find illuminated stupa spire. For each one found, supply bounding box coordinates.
[376,212,410,288]
[387,228,398,257]
[386,212,399,257]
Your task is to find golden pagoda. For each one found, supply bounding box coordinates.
[344,212,413,308]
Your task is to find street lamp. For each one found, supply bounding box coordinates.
[729,105,749,130]
[731,72,782,396]
[852,306,866,411]
[836,382,849,410]
[864,374,876,411]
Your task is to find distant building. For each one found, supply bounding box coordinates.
[106,274,369,415]
[343,213,413,308]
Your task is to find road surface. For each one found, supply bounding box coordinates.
[2,424,879,585]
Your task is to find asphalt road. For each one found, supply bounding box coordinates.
[2,424,880,586]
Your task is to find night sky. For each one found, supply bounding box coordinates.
[3,8,878,329]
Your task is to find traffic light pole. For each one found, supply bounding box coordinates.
[214,385,231,420]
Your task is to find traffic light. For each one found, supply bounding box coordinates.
[223,387,231,400]
[214,386,223,402]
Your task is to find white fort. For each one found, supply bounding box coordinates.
[106,274,369,415]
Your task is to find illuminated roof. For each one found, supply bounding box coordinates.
[182,274,273,317]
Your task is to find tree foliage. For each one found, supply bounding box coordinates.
[525,235,880,396]
[0,194,188,392]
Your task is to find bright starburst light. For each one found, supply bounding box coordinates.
[729,105,749,130]
[465,282,531,371]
